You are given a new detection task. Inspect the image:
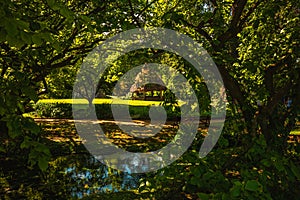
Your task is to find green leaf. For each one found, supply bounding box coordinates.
[31,34,43,45]
[17,102,25,113]
[222,193,231,200]
[21,86,38,102]
[38,157,49,171]
[0,28,6,43]
[245,180,260,192]
[4,19,18,36]
[80,15,91,23]
[20,31,32,44]
[0,146,5,153]
[35,143,51,156]
[197,193,210,200]
[274,159,285,172]
[23,118,40,134]
[7,117,23,138]
[53,41,62,52]
[0,8,5,18]
[46,0,60,10]
[145,181,151,186]
[230,181,242,197]
[29,21,41,31]
[20,136,32,149]
[290,161,300,180]
[261,159,271,167]
[6,34,24,48]
[233,181,242,186]
[16,19,29,30]
[8,125,23,138]
[60,7,73,20]
[39,32,53,43]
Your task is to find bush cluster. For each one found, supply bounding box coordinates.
[33,102,184,120]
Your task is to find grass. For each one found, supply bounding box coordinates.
[38,98,163,106]
[33,99,300,135]
[290,125,300,135]
[290,121,300,135]
[24,98,184,119]
[290,130,300,135]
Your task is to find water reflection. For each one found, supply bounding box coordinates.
[50,154,142,199]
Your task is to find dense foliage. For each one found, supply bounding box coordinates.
[0,0,299,199]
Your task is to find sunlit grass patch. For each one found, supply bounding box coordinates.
[290,127,300,135]
[38,98,162,106]
[290,121,300,135]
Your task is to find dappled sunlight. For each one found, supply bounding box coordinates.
[32,118,203,198]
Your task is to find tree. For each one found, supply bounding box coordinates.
[0,0,129,170]
[124,0,299,198]
[0,0,299,199]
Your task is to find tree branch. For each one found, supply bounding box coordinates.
[37,78,49,96]
[265,54,293,95]
[210,0,218,7]
[218,0,247,42]
[47,56,74,70]
[137,0,159,17]
[128,0,141,27]
[238,0,262,29]
[181,18,214,43]
[217,64,248,111]
[231,0,248,29]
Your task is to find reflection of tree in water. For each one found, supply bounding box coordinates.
[47,154,143,199]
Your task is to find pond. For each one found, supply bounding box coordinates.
[1,118,192,199]
[35,119,158,199]
[1,150,148,199]
[46,154,143,199]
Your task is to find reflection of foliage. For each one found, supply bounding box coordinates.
[0,119,185,199]
[46,155,142,199]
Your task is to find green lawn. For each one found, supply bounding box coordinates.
[34,99,300,136]
[25,98,190,119]
[290,121,300,135]
[38,98,163,106]
[290,126,300,135]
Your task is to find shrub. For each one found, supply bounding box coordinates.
[34,102,73,118]
[34,102,184,120]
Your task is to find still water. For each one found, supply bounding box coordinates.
[48,154,143,199]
